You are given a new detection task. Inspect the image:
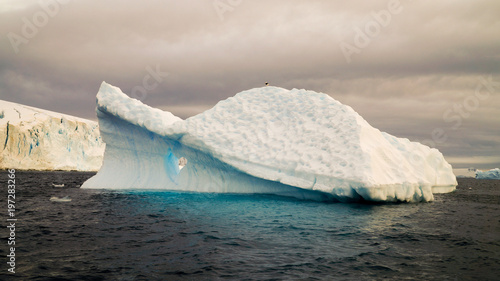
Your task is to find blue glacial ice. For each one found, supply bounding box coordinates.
[81,82,457,202]
[476,168,500,180]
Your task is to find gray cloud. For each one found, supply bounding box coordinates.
[0,0,499,170]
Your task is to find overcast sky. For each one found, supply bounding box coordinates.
[0,0,499,170]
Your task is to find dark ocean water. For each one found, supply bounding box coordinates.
[0,171,499,281]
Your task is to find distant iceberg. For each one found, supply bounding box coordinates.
[0,100,104,171]
[82,82,457,202]
[476,168,500,180]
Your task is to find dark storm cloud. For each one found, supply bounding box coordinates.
[0,0,499,169]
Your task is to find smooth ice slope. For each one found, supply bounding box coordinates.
[82,82,457,202]
[0,100,104,171]
[476,168,500,180]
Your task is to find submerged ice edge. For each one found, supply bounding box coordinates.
[82,82,457,202]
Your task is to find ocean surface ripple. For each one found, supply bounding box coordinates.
[0,171,498,280]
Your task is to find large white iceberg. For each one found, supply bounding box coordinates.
[82,82,457,202]
[0,100,104,171]
[476,168,500,180]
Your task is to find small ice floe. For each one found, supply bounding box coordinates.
[50,196,72,202]
[52,183,65,188]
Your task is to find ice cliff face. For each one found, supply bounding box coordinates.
[0,100,104,171]
[82,82,457,202]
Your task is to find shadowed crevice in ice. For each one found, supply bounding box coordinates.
[3,121,9,150]
[82,82,457,202]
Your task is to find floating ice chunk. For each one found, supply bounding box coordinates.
[82,82,457,202]
[476,168,500,180]
[50,196,72,202]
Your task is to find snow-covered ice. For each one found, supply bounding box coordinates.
[476,168,500,180]
[0,100,104,171]
[82,82,457,202]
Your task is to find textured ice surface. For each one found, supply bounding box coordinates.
[0,100,104,171]
[476,168,500,180]
[82,82,457,202]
